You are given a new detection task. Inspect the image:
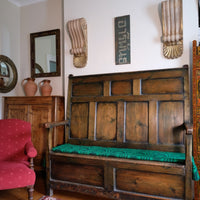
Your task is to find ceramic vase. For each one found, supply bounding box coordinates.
[21,77,37,96]
[39,79,52,96]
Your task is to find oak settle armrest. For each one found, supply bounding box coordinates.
[182,122,193,160]
[183,122,193,135]
[182,122,193,163]
[44,120,70,151]
[44,120,70,129]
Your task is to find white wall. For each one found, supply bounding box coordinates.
[20,0,63,96]
[0,0,20,118]
[0,0,63,119]
[64,0,198,78]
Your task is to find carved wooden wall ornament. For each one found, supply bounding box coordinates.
[67,18,87,68]
[161,0,183,59]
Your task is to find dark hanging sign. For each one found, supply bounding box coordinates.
[115,15,131,65]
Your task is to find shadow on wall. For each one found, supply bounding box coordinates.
[146,2,162,43]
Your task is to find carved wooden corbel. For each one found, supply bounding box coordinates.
[161,0,183,59]
[67,18,87,68]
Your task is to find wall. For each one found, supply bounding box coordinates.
[0,0,63,118]
[64,0,198,78]
[20,0,63,96]
[0,0,20,118]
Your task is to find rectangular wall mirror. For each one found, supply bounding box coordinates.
[30,29,60,78]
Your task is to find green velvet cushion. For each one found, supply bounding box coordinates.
[52,143,200,181]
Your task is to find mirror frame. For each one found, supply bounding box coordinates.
[30,29,60,78]
[0,55,18,93]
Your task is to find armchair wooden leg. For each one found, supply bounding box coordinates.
[27,185,34,200]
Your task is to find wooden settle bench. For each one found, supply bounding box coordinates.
[45,66,199,200]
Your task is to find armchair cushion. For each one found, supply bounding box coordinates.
[0,161,36,190]
[0,119,36,162]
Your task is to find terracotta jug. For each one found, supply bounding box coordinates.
[21,77,37,96]
[39,79,52,96]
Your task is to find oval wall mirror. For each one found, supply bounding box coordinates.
[30,29,60,78]
[0,55,18,93]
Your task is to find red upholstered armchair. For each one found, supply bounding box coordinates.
[0,119,37,200]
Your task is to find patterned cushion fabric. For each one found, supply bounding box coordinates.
[25,141,37,158]
[0,161,36,190]
[0,119,32,162]
[52,143,200,181]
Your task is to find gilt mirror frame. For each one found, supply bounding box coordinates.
[0,55,18,93]
[30,29,60,78]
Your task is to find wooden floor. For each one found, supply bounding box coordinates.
[0,171,111,200]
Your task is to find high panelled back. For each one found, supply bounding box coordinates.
[66,66,190,153]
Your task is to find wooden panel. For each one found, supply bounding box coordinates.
[104,164,113,191]
[142,78,183,94]
[158,101,184,145]
[197,116,200,152]
[52,162,104,187]
[132,79,141,95]
[53,98,65,146]
[116,169,184,199]
[103,81,110,96]
[66,78,73,143]
[149,101,158,145]
[88,102,96,140]
[6,105,28,121]
[4,96,62,105]
[111,80,132,95]
[70,103,89,139]
[96,103,117,140]
[117,101,124,142]
[30,105,51,168]
[71,68,188,85]
[72,82,103,97]
[125,102,148,143]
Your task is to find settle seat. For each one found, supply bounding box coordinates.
[0,119,37,200]
[45,66,199,200]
